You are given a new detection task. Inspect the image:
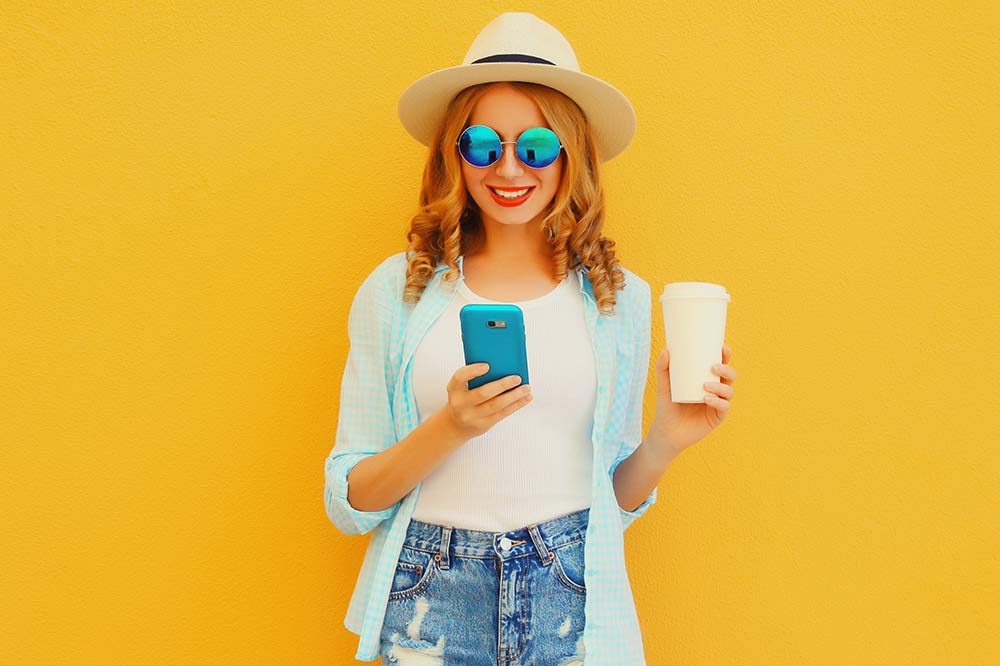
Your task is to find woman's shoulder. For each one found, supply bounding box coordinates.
[374,251,409,278]
[611,265,652,345]
[358,252,408,289]
[616,264,652,312]
[348,252,409,312]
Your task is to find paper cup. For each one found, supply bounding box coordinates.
[659,282,732,403]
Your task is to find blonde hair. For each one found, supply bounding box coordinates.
[402,81,627,315]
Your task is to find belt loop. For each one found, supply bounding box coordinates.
[527,525,553,566]
[438,526,452,570]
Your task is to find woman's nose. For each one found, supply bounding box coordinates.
[495,143,524,178]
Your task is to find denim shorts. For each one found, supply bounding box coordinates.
[380,507,590,666]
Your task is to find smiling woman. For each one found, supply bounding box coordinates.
[323,11,664,666]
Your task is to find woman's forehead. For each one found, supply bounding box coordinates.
[469,85,549,138]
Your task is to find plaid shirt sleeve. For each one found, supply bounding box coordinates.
[323,260,401,535]
[610,276,658,531]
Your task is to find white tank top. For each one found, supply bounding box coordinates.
[410,269,597,532]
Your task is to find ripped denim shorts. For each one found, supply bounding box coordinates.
[380,507,589,666]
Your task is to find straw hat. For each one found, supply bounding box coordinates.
[397,12,636,163]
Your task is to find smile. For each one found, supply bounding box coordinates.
[488,186,535,206]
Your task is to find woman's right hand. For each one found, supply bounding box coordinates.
[443,363,533,440]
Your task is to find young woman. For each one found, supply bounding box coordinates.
[324,12,737,666]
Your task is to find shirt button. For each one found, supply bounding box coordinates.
[499,537,513,551]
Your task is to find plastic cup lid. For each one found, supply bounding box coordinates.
[659,281,731,301]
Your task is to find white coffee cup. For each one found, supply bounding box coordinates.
[659,282,732,403]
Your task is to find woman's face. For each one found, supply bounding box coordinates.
[460,83,563,230]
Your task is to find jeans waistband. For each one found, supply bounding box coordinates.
[403,508,590,566]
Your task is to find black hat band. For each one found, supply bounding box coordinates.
[471,54,556,65]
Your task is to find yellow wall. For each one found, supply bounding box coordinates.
[2,1,997,664]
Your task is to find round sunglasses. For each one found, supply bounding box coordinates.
[456,125,564,169]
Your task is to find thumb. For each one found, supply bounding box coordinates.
[654,347,672,397]
[655,347,670,375]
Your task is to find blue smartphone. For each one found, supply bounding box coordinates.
[459,304,529,391]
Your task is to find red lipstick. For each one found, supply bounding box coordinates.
[487,185,535,207]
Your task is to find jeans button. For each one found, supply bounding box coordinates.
[499,537,513,551]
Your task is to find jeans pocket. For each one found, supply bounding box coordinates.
[388,546,437,600]
[551,539,587,595]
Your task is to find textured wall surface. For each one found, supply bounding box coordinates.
[2,1,997,664]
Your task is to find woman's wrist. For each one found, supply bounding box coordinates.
[432,406,473,448]
[645,422,684,466]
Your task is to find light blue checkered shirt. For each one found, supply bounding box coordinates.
[324,251,657,664]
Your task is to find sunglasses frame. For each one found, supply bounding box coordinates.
[456,124,564,170]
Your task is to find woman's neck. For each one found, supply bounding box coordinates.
[469,215,551,265]
[462,249,561,303]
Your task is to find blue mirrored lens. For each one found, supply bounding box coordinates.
[516,127,561,168]
[457,125,562,168]
[458,125,501,167]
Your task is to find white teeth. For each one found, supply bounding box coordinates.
[491,187,531,199]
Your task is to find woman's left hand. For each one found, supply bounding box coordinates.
[649,344,737,456]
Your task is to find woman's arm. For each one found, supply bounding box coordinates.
[324,256,408,536]
[325,255,533,534]
[606,273,672,528]
[613,429,680,512]
[345,407,468,512]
